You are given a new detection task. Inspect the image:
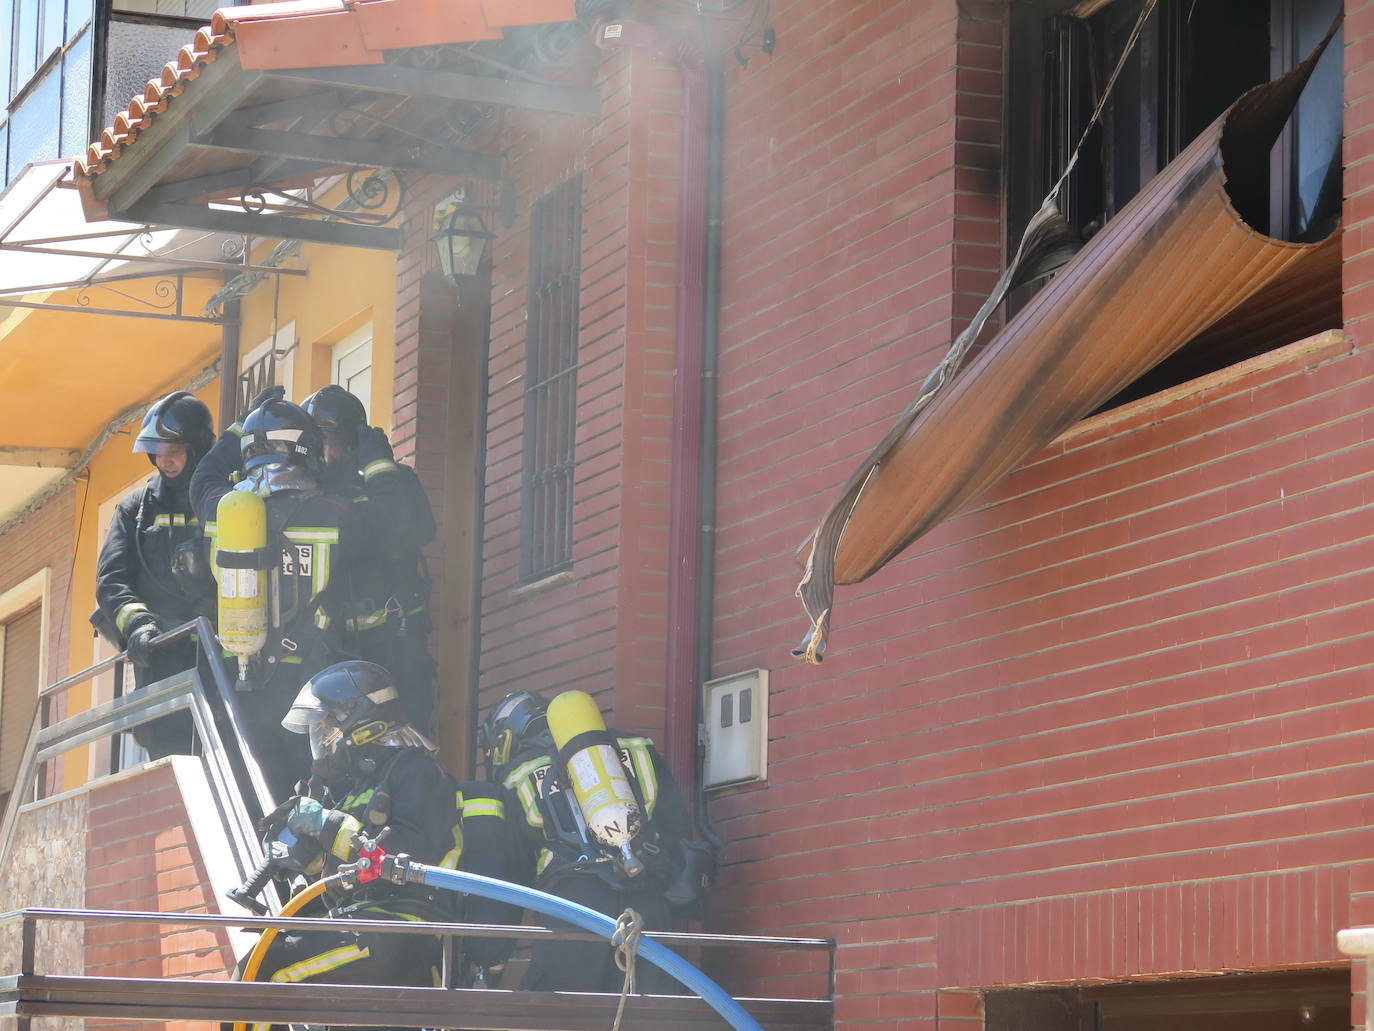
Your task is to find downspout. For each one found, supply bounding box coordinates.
[694,60,725,847]
[594,21,707,795]
[217,291,241,428]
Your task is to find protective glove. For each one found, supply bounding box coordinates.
[239,384,285,423]
[124,618,161,668]
[285,796,330,840]
[355,425,395,469]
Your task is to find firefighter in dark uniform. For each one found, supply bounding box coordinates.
[302,385,438,734]
[192,396,425,799]
[94,391,216,758]
[480,689,707,993]
[249,661,522,991]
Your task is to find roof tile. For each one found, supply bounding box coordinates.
[75,0,576,183]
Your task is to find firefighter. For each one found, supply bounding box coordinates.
[302,385,438,734]
[247,660,522,993]
[479,689,707,993]
[192,396,424,799]
[94,391,216,758]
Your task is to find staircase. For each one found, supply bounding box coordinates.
[0,620,835,1030]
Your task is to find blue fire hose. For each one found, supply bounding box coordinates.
[412,864,763,1031]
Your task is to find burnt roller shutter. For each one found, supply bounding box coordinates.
[0,604,42,805]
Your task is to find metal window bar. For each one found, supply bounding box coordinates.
[0,617,275,891]
[521,176,582,581]
[236,342,293,417]
[0,907,836,1030]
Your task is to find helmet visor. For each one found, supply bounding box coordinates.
[133,438,185,456]
[281,689,343,759]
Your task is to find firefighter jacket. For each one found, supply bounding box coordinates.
[95,473,214,641]
[309,748,524,965]
[501,733,692,888]
[320,462,437,642]
[192,427,429,687]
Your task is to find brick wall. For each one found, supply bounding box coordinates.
[84,762,235,1031]
[695,0,1374,1028]
[471,30,685,738]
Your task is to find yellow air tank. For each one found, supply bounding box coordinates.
[215,487,269,681]
[547,690,645,877]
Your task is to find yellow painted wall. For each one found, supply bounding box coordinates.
[239,242,396,429]
[61,378,221,792]
[56,240,395,791]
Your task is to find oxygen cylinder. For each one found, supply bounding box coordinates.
[215,487,269,681]
[547,690,645,877]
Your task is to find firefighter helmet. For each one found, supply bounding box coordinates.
[240,399,323,474]
[283,661,434,770]
[479,689,550,780]
[133,391,215,462]
[302,385,367,459]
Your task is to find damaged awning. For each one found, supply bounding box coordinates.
[71,0,589,248]
[794,26,1341,663]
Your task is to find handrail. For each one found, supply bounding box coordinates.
[0,906,836,952]
[0,617,273,893]
[0,906,836,1031]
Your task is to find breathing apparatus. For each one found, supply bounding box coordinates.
[214,485,269,683]
[546,690,647,878]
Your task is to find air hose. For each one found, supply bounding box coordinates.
[231,876,332,1031]
[415,865,763,1031]
[230,859,763,1031]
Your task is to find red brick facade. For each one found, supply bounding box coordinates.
[402,0,1374,1026]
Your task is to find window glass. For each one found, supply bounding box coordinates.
[14,0,39,89]
[0,0,13,105]
[8,63,59,174]
[65,0,91,39]
[39,0,61,69]
[1291,0,1342,238]
[59,23,88,158]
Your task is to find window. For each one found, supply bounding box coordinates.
[984,969,1347,1031]
[0,570,48,811]
[331,326,373,418]
[520,176,582,582]
[1006,0,1343,403]
[237,321,296,412]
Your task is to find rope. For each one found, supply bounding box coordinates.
[610,907,644,1031]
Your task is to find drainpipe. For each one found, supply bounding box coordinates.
[217,291,241,428]
[694,61,726,848]
[595,21,707,795]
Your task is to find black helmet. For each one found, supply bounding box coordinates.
[302,385,367,462]
[240,399,323,474]
[479,689,550,780]
[134,391,214,463]
[283,661,430,771]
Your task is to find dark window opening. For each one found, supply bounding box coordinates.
[983,968,1349,1031]
[520,175,582,583]
[1006,0,1343,411]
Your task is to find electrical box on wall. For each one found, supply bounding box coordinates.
[702,669,768,789]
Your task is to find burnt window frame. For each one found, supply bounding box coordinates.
[1005,0,1344,405]
[520,175,582,583]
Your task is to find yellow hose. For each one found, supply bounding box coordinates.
[232,877,332,1031]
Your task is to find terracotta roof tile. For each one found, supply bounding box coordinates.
[74,0,574,181]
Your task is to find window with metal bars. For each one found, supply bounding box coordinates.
[520,176,582,582]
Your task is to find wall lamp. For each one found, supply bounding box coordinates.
[431,184,514,282]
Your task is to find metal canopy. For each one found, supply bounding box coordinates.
[86,43,600,248]
[0,160,304,324]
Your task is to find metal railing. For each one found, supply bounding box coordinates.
[0,617,273,889]
[0,907,836,1030]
